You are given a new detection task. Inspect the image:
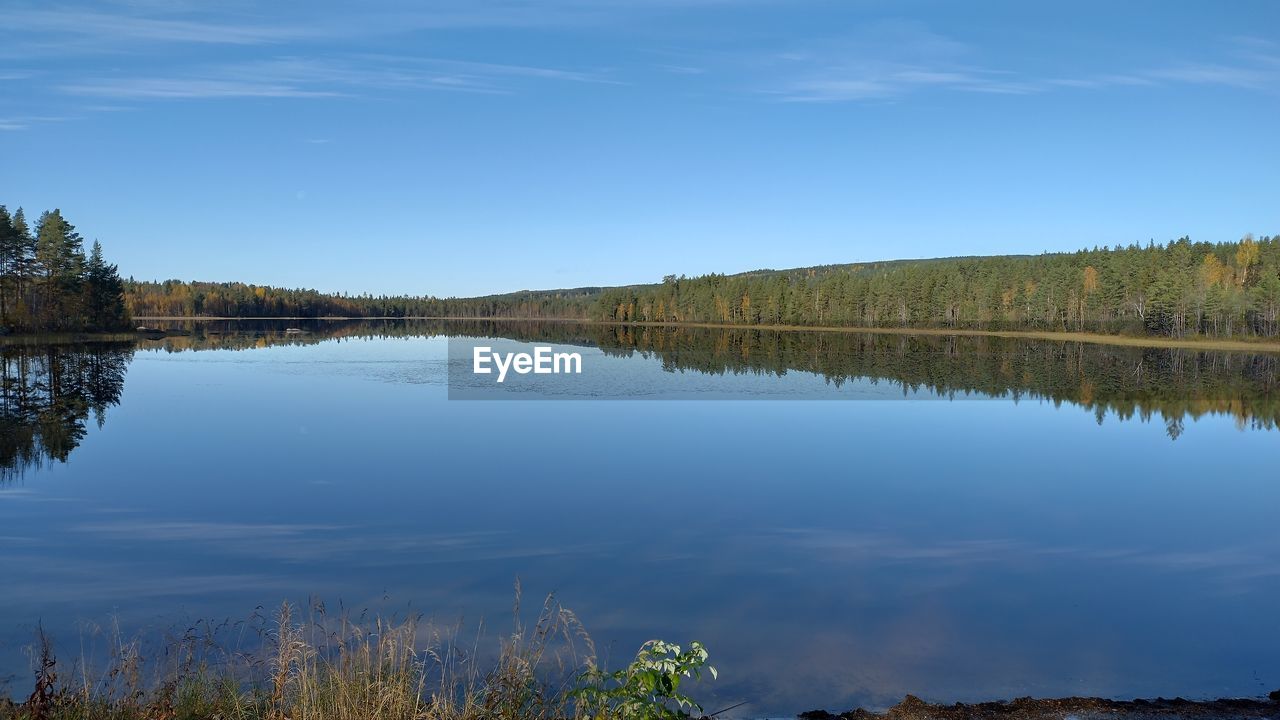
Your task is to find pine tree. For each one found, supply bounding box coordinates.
[0,206,15,327]
[84,240,129,330]
[34,209,87,328]
[3,208,38,328]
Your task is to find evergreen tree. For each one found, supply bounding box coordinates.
[34,209,86,329]
[84,240,129,330]
[594,235,1280,339]
[0,206,15,325]
[10,208,36,316]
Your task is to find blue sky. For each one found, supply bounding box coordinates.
[2,0,1278,297]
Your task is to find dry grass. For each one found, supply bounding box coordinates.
[0,588,605,720]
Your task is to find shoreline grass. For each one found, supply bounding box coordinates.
[2,594,1275,719]
[0,591,717,720]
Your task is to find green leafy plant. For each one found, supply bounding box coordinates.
[573,640,717,720]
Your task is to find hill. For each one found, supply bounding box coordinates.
[126,237,1280,339]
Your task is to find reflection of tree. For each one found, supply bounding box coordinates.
[135,318,601,352]
[586,325,1280,434]
[15,320,1270,467]
[189,319,1275,434]
[0,343,132,481]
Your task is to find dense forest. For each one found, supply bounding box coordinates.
[122,235,1280,340]
[598,235,1280,338]
[0,205,131,333]
[124,279,598,320]
[10,205,1276,342]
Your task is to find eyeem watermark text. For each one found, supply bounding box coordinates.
[472,346,583,383]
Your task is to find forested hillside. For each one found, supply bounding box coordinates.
[598,235,1280,338]
[122,234,1280,340]
[124,280,598,320]
[0,205,130,333]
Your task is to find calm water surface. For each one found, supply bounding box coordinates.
[1,320,1278,715]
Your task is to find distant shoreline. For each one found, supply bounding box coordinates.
[125,316,1280,354]
[7,317,1279,354]
[804,689,1280,719]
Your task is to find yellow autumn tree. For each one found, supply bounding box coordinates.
[1201,253,1225,287]
[1235,234,1259,286]
[1082,266,1099,294]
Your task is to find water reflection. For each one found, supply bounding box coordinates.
[0,343,133,482]
[3,321,1278,713]
[3,320,1277,477]
[131,318,1280,434]
[588,325,1280,436]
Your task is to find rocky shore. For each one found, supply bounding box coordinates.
[800,690,1280,720]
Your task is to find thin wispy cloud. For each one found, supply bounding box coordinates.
[764,23,1279,103]
[71,520,348,542]
[761,22,1036,102]
[1229,34,1280,64]
[772,56,1279,102]
[774,66,1038,102]
[61,77,342,99]
[7,7,313,46]
[80,104,136,113]
[0,105,132,129]
[0,485,78,497]
[1146,62,1272,89]
[350,54,622,89]
[1043,75,1157,90]
[771,527,1280,587]
[656,64,706,75]
[0,4,553,60]
[5,0,762,56]
[60,54,616,101]
[64,520,591,565]
[9,3,1277,137]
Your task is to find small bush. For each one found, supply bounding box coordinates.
[573,640,717,720]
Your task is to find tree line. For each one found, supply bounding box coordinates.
[16,207,1279,342]
[133,234,1280,340]
[124,279,599,320]
[597,235,1280,338]
[0,205,131,333]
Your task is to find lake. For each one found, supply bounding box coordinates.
[1,319,1278,716]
